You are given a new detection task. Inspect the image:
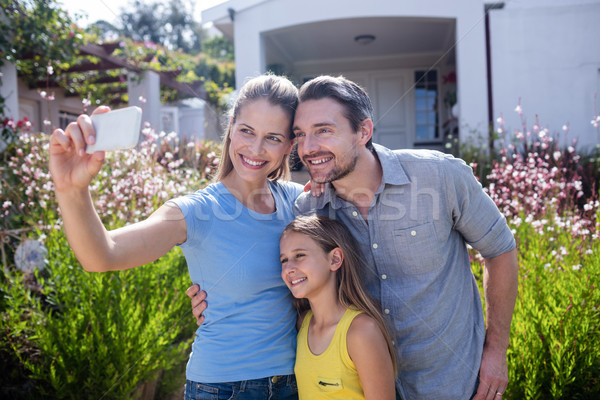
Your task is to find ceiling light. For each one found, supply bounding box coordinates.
[354,34,376,45]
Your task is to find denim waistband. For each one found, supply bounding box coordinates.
[240,374,295,389]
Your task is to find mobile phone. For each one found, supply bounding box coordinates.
[86,106,142,153]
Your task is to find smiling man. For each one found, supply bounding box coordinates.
[291,76,518,400]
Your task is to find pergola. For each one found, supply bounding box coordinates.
[14,41,207,131]
[27,42,206,103]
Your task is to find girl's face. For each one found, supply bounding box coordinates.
[228,99,293,185]
[280,231,342,300]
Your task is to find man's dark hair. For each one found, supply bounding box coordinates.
[298,76,374,149]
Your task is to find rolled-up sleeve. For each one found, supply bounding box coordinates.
[443,157,516,258]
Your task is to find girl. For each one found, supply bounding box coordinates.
[279,214,397,400]
[49,74,302,399]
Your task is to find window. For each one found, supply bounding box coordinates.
[414,70,439,142]
[59,111,79,130]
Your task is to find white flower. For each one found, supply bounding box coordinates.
[14,239,48,273]
[572,264,582,271]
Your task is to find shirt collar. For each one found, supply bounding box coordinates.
[312,143,410,209]
[373,143,410,187]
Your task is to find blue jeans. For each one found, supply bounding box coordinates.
[185,375,298,400]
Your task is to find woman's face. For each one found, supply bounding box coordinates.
[228,99,293,184]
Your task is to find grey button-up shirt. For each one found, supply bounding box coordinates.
[295,144,516,400]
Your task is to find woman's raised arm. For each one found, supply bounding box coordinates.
[49,106,186,272]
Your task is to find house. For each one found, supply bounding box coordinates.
[202,0,600,152]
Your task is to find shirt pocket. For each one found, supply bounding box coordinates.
[317,377,343,392]
[392,222,441,275]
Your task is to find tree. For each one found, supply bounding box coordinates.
[202,35,234,62]
[106,0,205,54]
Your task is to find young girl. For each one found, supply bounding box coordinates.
[49,74,302,399]
[279,214,398,400]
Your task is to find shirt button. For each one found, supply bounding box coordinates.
[411,230,417,236]
[384,309,390,314]
[372,243,378,249]
[392,340,396,346]
[271,376,278,383]
[381,274,387,280]
[352,211,358,217]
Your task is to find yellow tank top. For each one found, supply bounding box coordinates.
[295,307,365,399]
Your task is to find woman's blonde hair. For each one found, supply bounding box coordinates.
[282,214,398,375]
[212,74,298,182]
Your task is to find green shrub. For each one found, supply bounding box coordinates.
[471,215,600,399]
[1,229,195,399]
[1,130,215,398]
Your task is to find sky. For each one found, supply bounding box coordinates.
[57,0,228,27]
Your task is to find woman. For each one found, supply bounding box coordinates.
[49,74,302,399]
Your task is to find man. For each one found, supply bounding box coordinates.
[189,75,518,400]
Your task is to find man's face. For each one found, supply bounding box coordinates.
[293,98,361,184]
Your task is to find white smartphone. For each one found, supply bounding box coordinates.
[86,106,143,153]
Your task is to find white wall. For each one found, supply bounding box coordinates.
[17,80,83,133]
[489,1,600,151]
[0,62,19,120]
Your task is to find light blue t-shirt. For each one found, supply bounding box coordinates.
[171,180,303,383]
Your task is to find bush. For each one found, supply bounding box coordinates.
[470,211,600,399]
[1,231,194,399]
[0,128,220,398]
[466,105,600,398]
[507,219,599,399]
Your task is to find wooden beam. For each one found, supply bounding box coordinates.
[30,79,63,89]
[78,43,142,73]
[65,60,125,73]
[90,75,127,84]
[98,42,120,55]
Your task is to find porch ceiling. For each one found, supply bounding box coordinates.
[264,17,456,65]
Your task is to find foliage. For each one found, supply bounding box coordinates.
[0,0,85,76]
[202,35,235,62]
[0,0,233,126]
[0,127,220,398]
[113,0,205,54]
[2,234,194,399]
[483,109,599,240]
[506,219,599,399]
[85,0,235,108]
[470,211,600,399]
[0,0,84,141]
[463,106,600,398]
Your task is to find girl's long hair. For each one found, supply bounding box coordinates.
[212,74,298,183]
[282,214,398,374]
